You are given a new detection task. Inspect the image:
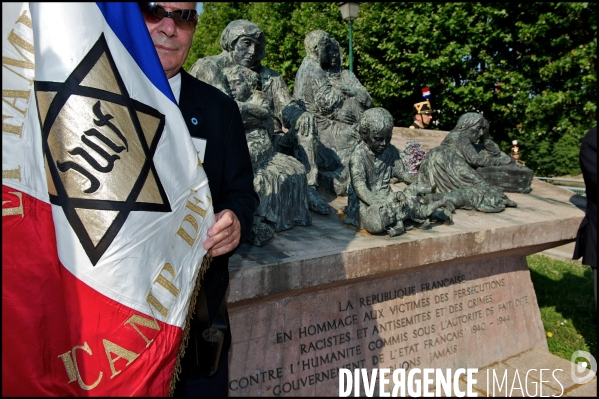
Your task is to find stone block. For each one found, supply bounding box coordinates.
[504,348,579,392]
[225,179,585,396]
[392,127,449,152]
[228,257,547,396]
[565,377,597,397]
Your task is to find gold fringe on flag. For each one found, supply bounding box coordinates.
[168,251,212,396]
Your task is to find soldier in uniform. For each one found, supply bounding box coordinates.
[410,100,433,129]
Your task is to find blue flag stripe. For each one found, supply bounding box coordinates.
[95,2,176,103]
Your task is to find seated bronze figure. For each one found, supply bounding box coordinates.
[415,112,532,213]
[343,108,453,236]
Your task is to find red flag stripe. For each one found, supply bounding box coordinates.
[2,185,182,396]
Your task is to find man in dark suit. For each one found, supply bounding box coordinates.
[573,126,597,307]
[140,2,259,396]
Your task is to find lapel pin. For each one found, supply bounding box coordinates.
[191,117,198,125]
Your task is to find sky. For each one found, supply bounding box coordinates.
[197,2,203,14]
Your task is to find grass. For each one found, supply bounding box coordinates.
[527,254,597,367]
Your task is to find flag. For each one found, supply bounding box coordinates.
[2,3,214,396]
[422,86,431,100]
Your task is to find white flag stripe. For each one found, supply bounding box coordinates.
[2,3,49,203]
[26,3,212,327]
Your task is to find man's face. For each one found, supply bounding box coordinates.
[141,2,197,78]
[232,35,265,69]
[419,113,433,126]
[365,128,392,155]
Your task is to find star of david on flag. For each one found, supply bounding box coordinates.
[2,3,213,396]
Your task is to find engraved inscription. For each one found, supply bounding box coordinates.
[228,259,542,396]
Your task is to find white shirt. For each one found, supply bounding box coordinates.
[168,72,182,104]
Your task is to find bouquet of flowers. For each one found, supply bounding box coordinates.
[402,140,427,175]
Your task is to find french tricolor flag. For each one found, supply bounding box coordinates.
[422,87,431,99]
[2,3,213,396]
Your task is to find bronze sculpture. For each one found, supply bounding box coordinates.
[294,30,373,196]
[343,108,453,236]
[189,20,331,215]
[414,112,530,213]
[222,64,312,246]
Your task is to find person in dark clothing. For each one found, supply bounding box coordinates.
[140,2,259,396]
[410,100,433,129]
[573,126,597,307]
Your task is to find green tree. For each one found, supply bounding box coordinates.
[498,2,597,175]
[355,2,596,175]
[183,2,251,71]
[185,2,596,176]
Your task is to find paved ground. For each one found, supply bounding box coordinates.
[459,348,597,397]
[476,238,595,397]
[382,348,596,397]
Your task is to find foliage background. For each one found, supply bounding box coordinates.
[184,2,597,176]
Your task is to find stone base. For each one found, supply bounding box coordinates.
[391,127,449,152]
[225,178,584,396]
[228,256,546,396]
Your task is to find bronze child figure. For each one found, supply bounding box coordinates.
[343,108,453,236]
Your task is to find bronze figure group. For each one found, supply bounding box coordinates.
[189,20,534,244]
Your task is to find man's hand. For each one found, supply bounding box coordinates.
[203,209,241,257]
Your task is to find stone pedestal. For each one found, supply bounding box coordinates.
[391,126,449,152]
[225,139,584,396]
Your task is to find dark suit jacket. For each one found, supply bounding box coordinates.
[574,126,597,269]
[177,70,259,372]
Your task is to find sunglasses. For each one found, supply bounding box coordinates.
[138,3,198,29]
